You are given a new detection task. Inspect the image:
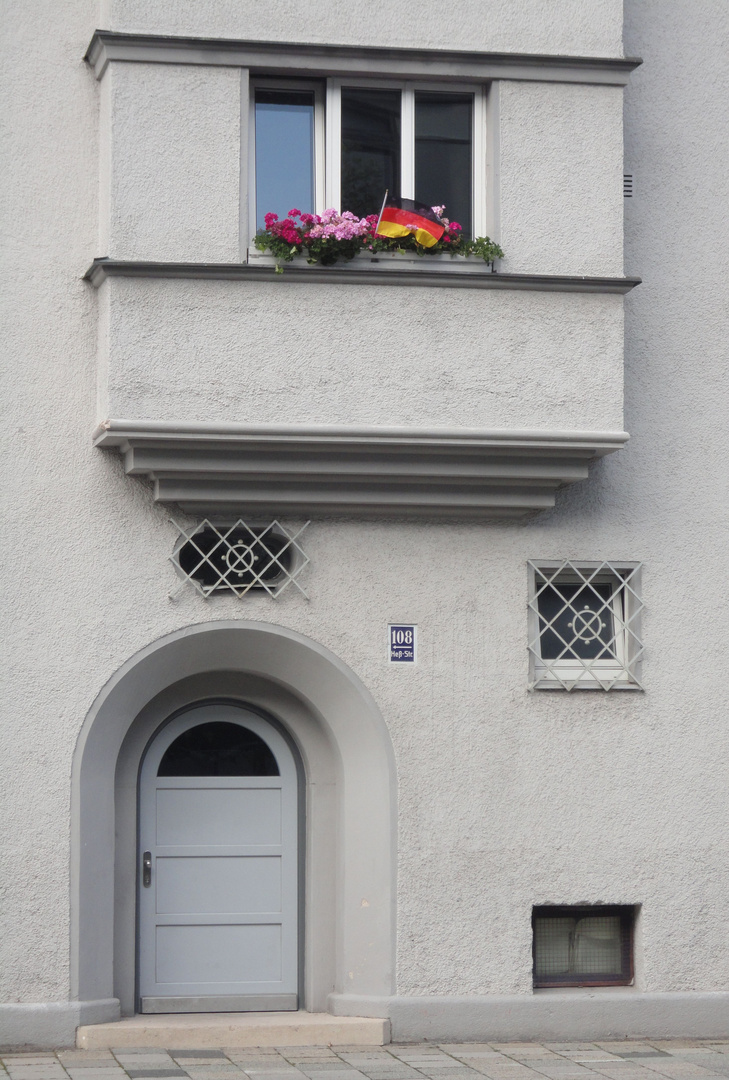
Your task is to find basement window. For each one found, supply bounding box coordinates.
[533,905,635,988]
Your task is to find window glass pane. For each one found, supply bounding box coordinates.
[255,89,315,230]
[415,92,473,238]
[158,721,280,777]
[341,88,401,218]
[573,916,623,974]
[534,915,623,977]
[537,581,617,661]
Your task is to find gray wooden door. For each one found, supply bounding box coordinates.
[138,704,298,1013]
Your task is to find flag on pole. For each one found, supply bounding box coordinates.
[375,196,445,248]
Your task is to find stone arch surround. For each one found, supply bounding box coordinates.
[71,621,397,1019]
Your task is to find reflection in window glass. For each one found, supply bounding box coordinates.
[342,88,401,219]
[255,89,315,230]
[158,721,280,777]
[415,92,473,238]
[537,581,617,661]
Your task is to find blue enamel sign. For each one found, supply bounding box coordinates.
[389,624,417,663]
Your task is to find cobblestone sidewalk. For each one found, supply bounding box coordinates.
[2,1040,729,1080]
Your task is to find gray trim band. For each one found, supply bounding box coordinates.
[93,420,629,519]
[85,30,642,85]
[329,991,729,1040]
[84,259,641,294]
[0,1000,120,1050]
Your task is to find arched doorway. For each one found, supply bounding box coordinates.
[138,704,299,1013]
[71,622,396,1021]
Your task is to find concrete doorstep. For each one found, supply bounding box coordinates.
[75,1011,390,1049]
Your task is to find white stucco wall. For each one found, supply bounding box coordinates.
[498,81,624,276]
[99,0,625,57]
[102,62,241,262]
[2,0,729,1043]
[98,60,625,277]
[99,278,625,430]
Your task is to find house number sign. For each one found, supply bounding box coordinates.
[389,624,417,663]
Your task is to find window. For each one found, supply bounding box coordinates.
[158,722,280,777]
[250,78,486,241]
[527,561,644,690]
[533,906,635,988]
[170,519,310,599]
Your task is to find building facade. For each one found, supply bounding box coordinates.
[2,0,728,1048]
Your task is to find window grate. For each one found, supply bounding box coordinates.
[170,519,310,599]
[527,561,644,690]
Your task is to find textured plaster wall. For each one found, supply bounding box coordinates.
[1,0,101,1002]
[98,66,625,275]
[100,279,624,430]
[104,63,241,262]
[498,82,624,276]
[99,0,624,57]
[3,0,729,1019]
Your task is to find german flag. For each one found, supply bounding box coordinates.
[376,197,445,248]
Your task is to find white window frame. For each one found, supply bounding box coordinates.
[527,561,644,691]
[248,77,326,243]
[249,76,488,245]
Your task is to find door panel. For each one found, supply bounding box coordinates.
[155,924,283,984]
[156,857,281,914]
[155,786,282,846]
[138,705,298,1013]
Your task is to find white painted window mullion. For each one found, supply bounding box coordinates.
[325,79,341,211]
[472,85,487,237]
[401,85,415,200]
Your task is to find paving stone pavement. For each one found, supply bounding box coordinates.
[2,1042,729,1080]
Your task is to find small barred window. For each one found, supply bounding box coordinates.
[528,561,643,690]
[170,519,309,598]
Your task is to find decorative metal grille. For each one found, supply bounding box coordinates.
[170,519,309,599]
[528,561,643,691]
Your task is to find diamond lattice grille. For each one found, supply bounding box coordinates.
[528,561,644,690]
[170,519,310,598]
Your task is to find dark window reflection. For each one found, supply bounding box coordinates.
[255,89,315,230]
[158,721,280,776]
[342,88,401,218]
[537,582,617,660]
[415,92,473,238]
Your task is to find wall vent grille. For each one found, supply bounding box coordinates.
[623,173,633,197]
[170,519,309,598]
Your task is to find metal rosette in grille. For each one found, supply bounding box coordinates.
[170,519,309,598]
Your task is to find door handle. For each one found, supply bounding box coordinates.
[142,851,152,888]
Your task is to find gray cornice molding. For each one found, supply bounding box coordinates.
[93,420,629,519]
[83,259,641,295]
[85,30,642,86]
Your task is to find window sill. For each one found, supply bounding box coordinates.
[533,984,637,994]
[84,257,641,294]
[531,677,642,691]
[247,249,498,274]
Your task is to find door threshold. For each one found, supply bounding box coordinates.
[76,1011,390,1049]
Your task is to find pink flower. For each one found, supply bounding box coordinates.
[264,212,279,228]
[449,222,462,231]
[288,208,301,218]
